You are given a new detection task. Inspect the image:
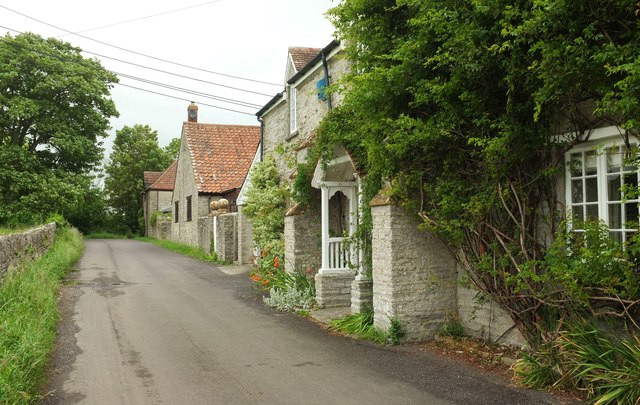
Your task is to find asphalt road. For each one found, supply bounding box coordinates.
[43,239,567,404]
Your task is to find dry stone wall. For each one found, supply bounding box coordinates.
[0,223,56,280]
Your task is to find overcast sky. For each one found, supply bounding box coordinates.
[1,0,336,161]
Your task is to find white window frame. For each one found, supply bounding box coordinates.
[565,135,640,244]
[289,86,297,135]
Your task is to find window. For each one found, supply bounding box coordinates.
[186,196,192,222]
[174,201,179,223]
[289,86,297,134]
[567,142,640,243]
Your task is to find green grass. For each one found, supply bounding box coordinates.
[329,311,389,344]
[0,226,83,404]
[0,226,32,236]
[136,237,220,263]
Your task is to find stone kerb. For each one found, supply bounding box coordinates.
[0,223,56,280]
[371,199,458,342]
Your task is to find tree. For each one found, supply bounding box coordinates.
[320,0,640,344]
[0,32,118,226]
[104,124,172,234]
[163,137,181,160]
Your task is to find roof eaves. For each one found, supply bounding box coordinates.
[256,92,284,118]
[287,40,340,85]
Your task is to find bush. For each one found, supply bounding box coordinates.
[515,320,640,404]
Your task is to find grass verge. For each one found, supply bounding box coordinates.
[0,226,83,404]
[135,237,220,263]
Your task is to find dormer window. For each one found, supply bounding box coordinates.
[289,86,297,135]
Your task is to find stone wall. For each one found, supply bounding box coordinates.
[198,217,213,255]
[215,213,237,263]
[457,274,527,347]
[315,271,355,308]
[371,204,458,342]
[236,205,254,265]
[284,202,321,274]
[0,223,56,280]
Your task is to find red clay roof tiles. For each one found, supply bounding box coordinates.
[149,160,177,191]
[183,122,260,194]
[143,171,162,190]
[289,47,322,71]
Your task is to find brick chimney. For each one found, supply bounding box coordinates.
[187,102,198,123]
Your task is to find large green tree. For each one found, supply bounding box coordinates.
[0,32,118,226]
[319,0,640,343]
[104,124,172,234]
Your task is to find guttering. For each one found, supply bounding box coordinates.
[256,91,284,118]
[321,50,333,110]
[258,117,264,161]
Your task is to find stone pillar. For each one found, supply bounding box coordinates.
[371,197,458,342]
[198,217,212,254]
[215,213,237,263]
[351,276,373,313]
[236,205,254,265]
[283,204,321,274]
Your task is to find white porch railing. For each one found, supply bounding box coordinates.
[328,237,350,270]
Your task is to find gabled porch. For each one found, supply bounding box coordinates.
[311,147,371,310]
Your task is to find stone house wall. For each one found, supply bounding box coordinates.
[171,134,200,247]
[144,189,172,237]
[0,223,56,280]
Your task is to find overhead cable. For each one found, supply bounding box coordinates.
[0,4,281,87]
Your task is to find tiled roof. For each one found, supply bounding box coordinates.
[143,171,162,190]
[289,47,322,71]
[149,160,177,191]
[183,122,260,194]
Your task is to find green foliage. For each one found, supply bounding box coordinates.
[516,320,640,404]
[0,33,117,231]
[0,226,83,404]
[328,311,389,345]
[104,125,173,235]
[163,137,181,160]
[323,0,640,347]
[243,156,289,250]
[440,320,465,339]
[136,237,219,263]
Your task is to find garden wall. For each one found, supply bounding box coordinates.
[0,223,56,280]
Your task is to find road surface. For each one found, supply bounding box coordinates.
[43,239,566,404]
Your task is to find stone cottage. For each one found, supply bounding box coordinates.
[171,103,260,255]
[251,40,531,346]
[143,160,177,238]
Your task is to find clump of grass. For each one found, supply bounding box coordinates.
[329,311,389,344]
[0,226,83,404]
[0,226,31,236]
[136,237,219,263]
[514,320,640,404]
[440,320,465,338]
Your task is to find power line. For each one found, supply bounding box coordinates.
[114,71,263,108]
[115,83,256,116]
[0,4,281,87]
[0,24,276,97]
[83,49,274,97]
[57,0,225,36]
[0,26,267,115]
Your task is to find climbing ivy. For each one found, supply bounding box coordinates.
[316,0,640,345]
